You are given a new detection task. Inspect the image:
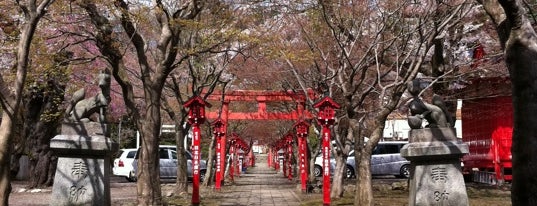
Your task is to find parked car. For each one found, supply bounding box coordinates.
[315,141,410,179]
[313,153,338,177]
[314,153,354,179]
[113,148,138,182]
[347,141,410,178]
[133,145,207,181]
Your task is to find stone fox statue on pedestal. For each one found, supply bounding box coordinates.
[64,69,111,122]
[406,79,454,129]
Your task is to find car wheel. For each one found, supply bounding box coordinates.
[346,165,355,179]
[200,170,206,181]
[399,164,410,178]
[127,171,137,182]
[314,165,322,177]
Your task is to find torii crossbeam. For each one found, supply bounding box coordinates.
[205,89,316,120]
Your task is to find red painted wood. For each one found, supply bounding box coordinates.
[192,126,201,205]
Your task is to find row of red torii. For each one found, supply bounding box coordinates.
[183,89,340,206]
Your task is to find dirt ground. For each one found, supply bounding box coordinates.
[296,180,511,206]
[9,177,511,206]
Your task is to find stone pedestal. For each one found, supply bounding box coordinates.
[401,128,469,206]
[50,122,118,206]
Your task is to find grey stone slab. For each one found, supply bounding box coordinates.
[50,157,112,206]
[409,163,468,206]
[50,135,117,156]
[49,122,117,206]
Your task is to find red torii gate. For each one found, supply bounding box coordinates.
[205,89,316,120]
[205,89,316,190]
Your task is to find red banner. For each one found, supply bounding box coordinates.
[192,126,201,204]
[299,137,307,191]
[215,136,222,190]
[322,126,331,206]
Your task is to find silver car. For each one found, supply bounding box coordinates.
[133,145,207,181]
[347,141,410,178]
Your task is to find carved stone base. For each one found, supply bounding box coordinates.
[408,162,468,206]
[49,123,117,206]
[401,128,469,206]
[50,157,110,206]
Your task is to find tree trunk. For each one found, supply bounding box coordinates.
[27,120,58,188]
[308,152,317,183]
[223,143,233,180]
[307,138,321,184]
[330,116,353,198]
[175,126,189,195]
[0,95,15,198]
[202,133,216,187]
[25,77,64,188]
[136,127,162,205]
[354,152,373,206]
[9,109,25,180]
[162,100,190,195]
[354,123,383,206]
[431,38,457,120]
[481,0,537,204]
[354,104,397,205]
[0,112,13,206]
[330,154,346,198]
[29,150,56,188]
[136,97,163,205]
[497,1,537,204]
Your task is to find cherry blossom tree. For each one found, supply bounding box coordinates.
[250,0,475,204]
[0,0,57,204]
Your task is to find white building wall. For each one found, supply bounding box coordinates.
[383,119,462,140]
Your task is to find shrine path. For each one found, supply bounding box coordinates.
[211,154,301,206]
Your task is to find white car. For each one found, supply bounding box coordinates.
[113,148,137,182]
[313,153,336,177]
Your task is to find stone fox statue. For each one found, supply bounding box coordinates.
[65,69,111,122]
[406,79,453,129]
